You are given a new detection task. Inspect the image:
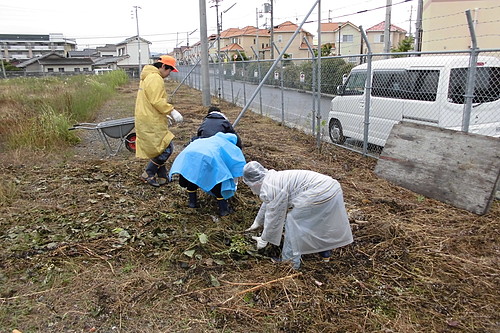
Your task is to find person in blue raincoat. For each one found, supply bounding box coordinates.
[243,161,353,269]
[169,132,246,216]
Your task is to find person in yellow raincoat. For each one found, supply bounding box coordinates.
[135,55,183,187]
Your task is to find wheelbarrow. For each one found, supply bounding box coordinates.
[69,117,136,156]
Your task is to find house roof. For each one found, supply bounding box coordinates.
[93,55,129,65]
[320,22,343,32]
[320,21,359,32]
[68,49,98,58]
[16,52,94,68]
[220,43,244,52]
[221,26,269,38]
[97,44,117,52]
[116,36,152,45]
[366,21,407,33]
[273,21,313,36]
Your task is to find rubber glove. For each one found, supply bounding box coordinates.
[166,115,173,126]
[245,218,263,231]
[170,109,183,123]
[252,236,268,249]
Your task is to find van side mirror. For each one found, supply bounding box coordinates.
[337,85,345,95]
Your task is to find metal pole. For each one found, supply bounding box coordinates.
[133,6,142,75]
[303,37,316,135]
[414,0,423,52]
[236,50,247,105]
[383,0,392,57]
[462,10,478,133]
[234,0,320,127]
[200,0,211,106]
[272,43,284,125]
[0,51,6,78]
[316,0,322,148]
[270,0,274,59]
[250,46,263,115]
[360,26,372,156]
[216,3,222,102]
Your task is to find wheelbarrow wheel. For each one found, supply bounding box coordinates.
[125,132,136,153]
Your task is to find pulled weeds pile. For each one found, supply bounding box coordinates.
[0,82,498,332]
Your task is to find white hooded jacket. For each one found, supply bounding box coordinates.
[255,169,353,255]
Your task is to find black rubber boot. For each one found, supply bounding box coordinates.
[217,199,233,216]
[143,161,160,187]
[157,164,168,185]
[188,191,198,208]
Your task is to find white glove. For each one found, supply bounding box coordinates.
[170,109,183,123]
[166,115,173,125]
[245,219,262,231]
[252,236,268,249]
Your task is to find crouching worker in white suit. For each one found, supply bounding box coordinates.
[243,161,353,269]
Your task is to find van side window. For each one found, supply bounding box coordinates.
[372,70,439,101]
[343,71,366,95]
[448,67,500,104]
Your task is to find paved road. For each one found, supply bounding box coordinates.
[174,68,334,136]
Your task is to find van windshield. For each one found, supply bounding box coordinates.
[342,71,367,95]
[448,67,500,104]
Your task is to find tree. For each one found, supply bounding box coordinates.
[392,36,415,53]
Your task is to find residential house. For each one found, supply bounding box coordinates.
[421,0,499,51]
[115,36,151,71]
[184,40,202,65]
[218,26,270,61]
[365,21,407,54]
[0,33,76,62]
[270,21,314,59]
[68,48,99,58]
[319,21,362,61]
[17,52,93,73]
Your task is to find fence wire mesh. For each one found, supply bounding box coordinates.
[173,50,500,157]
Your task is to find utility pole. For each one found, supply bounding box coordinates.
[210,0,223,101]
[414,0,424,52]
[199,0,211,106]
[132,6,142,76]
[383,0,392,55]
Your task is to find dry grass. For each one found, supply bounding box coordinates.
[0,81,498,333]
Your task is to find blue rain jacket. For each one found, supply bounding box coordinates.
[169,132,246,199]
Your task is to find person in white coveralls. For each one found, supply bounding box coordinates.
[243,161,353,269]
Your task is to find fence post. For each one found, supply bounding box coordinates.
[462,9,479,133]
[250,46,263,115]
[360,26,373,156]
[273,43,285,125]
[233,0,321,127]
[303,37,317,136]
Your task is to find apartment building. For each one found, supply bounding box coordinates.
[0,33,76,62]
[421,0,500,51]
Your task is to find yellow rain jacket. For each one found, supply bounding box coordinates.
[134,65,175,159]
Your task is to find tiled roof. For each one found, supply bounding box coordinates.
[366,21,407,33]
[221,43,244,52]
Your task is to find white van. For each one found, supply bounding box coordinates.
[327,55,500,147]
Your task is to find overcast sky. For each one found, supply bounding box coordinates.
[1,0,416,53]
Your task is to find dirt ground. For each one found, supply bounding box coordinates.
[0,80,498,333]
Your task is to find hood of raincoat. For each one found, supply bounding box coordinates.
[169,132,246,199]
[134,65,175,159]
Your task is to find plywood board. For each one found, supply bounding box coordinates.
[374,122,500,215]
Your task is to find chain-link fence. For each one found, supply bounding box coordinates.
[172,49,500,157]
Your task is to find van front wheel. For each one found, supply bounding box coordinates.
[329,119,346,144]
